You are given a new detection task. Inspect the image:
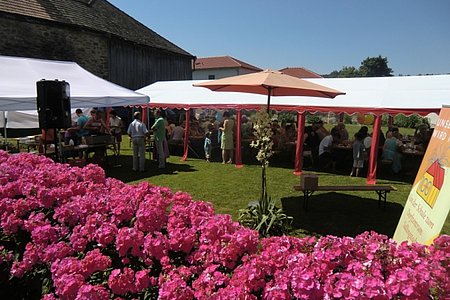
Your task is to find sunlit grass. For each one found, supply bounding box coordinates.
[104,135,449,238]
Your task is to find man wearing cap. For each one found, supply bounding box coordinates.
[127,111,148,172]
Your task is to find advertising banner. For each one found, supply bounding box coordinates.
[393,106,450,245]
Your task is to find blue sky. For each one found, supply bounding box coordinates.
[108,0,450,76]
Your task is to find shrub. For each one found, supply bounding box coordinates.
[394,114,429,129]
[306,113,322,124]
[0,151,449,299]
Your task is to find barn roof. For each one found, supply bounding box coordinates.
[0,0,193,57]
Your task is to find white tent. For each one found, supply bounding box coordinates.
[0,55,149,111]
[138,75,450,115]
[0,109,92,129]
[138,76,450,184]
[0,111,40,128]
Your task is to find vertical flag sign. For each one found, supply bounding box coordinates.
[394,106,450,245]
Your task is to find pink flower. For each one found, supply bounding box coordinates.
[80,249,111,278]
[31,224,59,245]
[144,231,168,260]
[40,242,73,264]
[75,284,110,300]
[53,273,85,300]
[41,293,58,300]
[135,269,151,292]
[94,222,118,247]
[115,227,144,257]
[108,268,136,295]
[159,271,194,300]
[1,152,449,299]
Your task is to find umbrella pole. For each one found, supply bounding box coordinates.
[3,112,8,151]
[266,87,272,113]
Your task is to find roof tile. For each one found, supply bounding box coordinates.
[195,56,262,71]
[279,67,322,78]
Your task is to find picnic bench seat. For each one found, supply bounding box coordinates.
[293,184,397,210]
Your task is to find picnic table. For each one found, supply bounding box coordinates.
[294,184,397,210]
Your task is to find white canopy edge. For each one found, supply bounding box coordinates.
[0,55,149,111]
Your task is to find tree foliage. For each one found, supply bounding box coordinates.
[326,55,393,78]
[359,56,393,77]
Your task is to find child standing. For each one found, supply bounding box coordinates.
[350,132,365,177]
[204,131,212,162]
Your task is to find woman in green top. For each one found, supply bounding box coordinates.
[151,109,167,169]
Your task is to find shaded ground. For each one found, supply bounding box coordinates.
[282,192,404,237]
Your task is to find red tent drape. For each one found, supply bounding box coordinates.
[182,109,190,161]
[366,114,382,184]
[235,110,243,168]
[294,112,306,175]
[141,107,148,128]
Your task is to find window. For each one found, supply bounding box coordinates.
[208,75,215,80]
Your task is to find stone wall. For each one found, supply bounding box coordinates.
[0,17,109,79]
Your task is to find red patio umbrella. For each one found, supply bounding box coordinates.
[193,69,345,171]
[193,69,345,111]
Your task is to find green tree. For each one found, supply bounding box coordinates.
[326,56,394,78]
[359,55,393,77]
[339,66,360,78]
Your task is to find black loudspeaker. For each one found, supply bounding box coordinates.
[36,80,71,129]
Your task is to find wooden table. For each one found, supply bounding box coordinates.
[14,135,40,152]
[294,184,397,210]
[61,142,116,166]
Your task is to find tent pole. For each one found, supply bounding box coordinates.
[366,114,382,184]
[294,111,305,175]
[182,109,190,161]
[235,109,243,168]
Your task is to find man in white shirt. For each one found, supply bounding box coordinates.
[127,112,148,172]
[318,127,340,170]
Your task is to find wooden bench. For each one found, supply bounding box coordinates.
[293,184,397,210]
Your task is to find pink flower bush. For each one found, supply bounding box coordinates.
[0,151,449,299]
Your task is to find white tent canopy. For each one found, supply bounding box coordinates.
[0,109,91,129]
[0,111,40,128]
[138,75,450,115]
[0,55,149,111]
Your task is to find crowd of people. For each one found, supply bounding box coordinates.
[58,107,432,176]
[61,108,123,163]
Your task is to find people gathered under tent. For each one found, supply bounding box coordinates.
[109,109,123,155]
[317,127,340,170]
[84,109,110,135]
[220,111,235,164]
[336,122,349,143]
[382,129,403,173]
[64,108,89,145]
[350,131,366,177]
[168,121,185,145]
[151,109,167,169]
[127,111,148,172]
[414,123,432,151]
[313,120,329,141]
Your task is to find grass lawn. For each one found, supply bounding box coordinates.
[104,135,449,239]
